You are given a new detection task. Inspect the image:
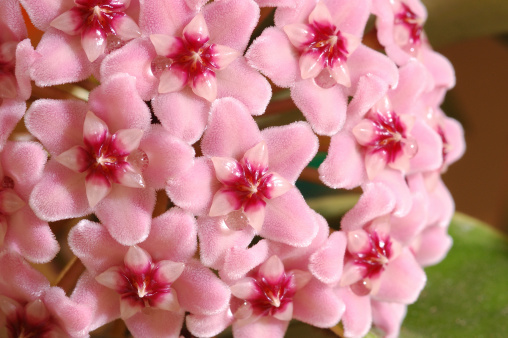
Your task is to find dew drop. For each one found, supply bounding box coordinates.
[314,69,336,89]
[350,278,372,296]
[225,210,249,231]
[150,56,171,78]
[105,34,126,54]
[128,149,149,173]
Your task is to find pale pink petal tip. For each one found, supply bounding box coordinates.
[81,26,107,62]
[259,255,285,285]
[159,67,187,93]
[124,246,152,274]
[192,71,217,102]
[213,45,241,69]
[112,15,141,40]
[183,13,210,44]
[156,260,185,284]
[309,1,333,27]
[85,172,111,207]
[50,10,83,35]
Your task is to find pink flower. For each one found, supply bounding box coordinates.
[0,141,59,263]
[69,207,231,337]
[20,0,141,85]
[167,97,320,249]
[247,0,398,135]
[101,0,271,143]
[0,252,91,337]
[25,74,194,245]
[50,0,141,62]
[0,0,36,147]
[319,61,443,189]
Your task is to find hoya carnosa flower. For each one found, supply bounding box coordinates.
[0,252,92,337]
[372,0,455,89]
[20,0,141,85]
[0,141,59,263]
[319,61,443,190]
[166,97,319,248]
[0,0,37,147]
[101,0,271,143]
[69,208,231,337]
[25,74,194,245]
[247,0,398,135]
[50,0,141,62]
[150,13,240,102]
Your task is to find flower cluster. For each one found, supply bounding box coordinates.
[0,0,464,337]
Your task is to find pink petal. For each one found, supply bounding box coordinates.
[259,255,285,284]
[50,8,84,35]
[374,248,426,304]
[95,185,155,245]
[125,308,184,337]
[291,79,348,136]
[197,215,256,270]
[0,190,25,215]
[222,240,269,282]
[120,297,143,319]
[83,110,108,152]
[166,157,220,216]
[4,206,59,263]
[336,287,372,338]
[140,125,195,189]
[212,44,241,69]
[0,100,25,149]
[141,207,197,262]
[0,74,17,99]
[309,231,347,284]
[85,171,112,207]
[149,34,185,58]
[100,38,158,101]
[412,225,452,267]
[124,246,152,275]
[283,23,314,50]
[24,99,88,156]
[273,301,293,321]
[201,97,263,158]
[81,24,107,62]
[19,0,73,31]
[261,189,318,247]
[408,119,443,174]
[152,88,209,144]
[139,0,197,36]
[329,61,351,87]
[183,13,210,45]
[30,29,93,86]
[309,1,333,27]
[264,173,293,199]
[246,27,299,88]
[159,65,188,93]
[153,290,180,312]
[244,200,266,233]
[111,129,144,155]
[215,57,272,116]
[155,260,185,284]
[29,160,91,222]
[110,15,141,40]
[209,189,241,217]
[55,146,91,173]
[262,121,318,183]
[68,220,127,275]
[88,73,151,132]
[0,0,27,40]
[293,279,344,328]
[191,70,217,102]
[186,309,233,338]
[211,157,242,183]
[95,266,125,290]
[371,300,407,338]
[14,39,37,101]
[172,259,231,315]
[204,0,260,52]
[233,316,289,338]
[299,51,325,80]
[242,141,268,169]
[230,278,258,299]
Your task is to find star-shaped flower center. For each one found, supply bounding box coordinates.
[96,246,184,319]
[55,111,148,207]
[0,297,58,338]
[393,2,425,54]
[50,0,141,62]
[150,14,240,101]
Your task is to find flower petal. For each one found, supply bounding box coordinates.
[183,13,209,46]
[50,8,84,35]
[81,24,107,62]
[159,65,188,93]
[192,70,217,102]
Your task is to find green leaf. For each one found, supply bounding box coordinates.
[401,212,508,337]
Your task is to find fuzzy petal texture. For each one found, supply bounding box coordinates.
[374,248,426,304]
[246,27,299,88]
[186,309,233,338]
[0,100,25,149]
[261,189,318,247]
[216,58,271,116]
[30,29,93,86]
[140,208,197,262]
[29,160,91,221]
[88,74,151,132]
[309,231,347,284]
[140,125,195,190]
[201,98,263,159]
[172,259,231,315]
[371,300,406,338]
[336,286,372,338]
[412,225,452,267]
[25,99,88,156]
[233,316,289,338]
[139,0,196,36]
[100,38,158,101]
[94,185,156,245]
[166,157,220,215]
[152,89,210,144]
[19,0,72,31]
[261,121,318,183]
[291,79,348,136]
[204,0,259,52]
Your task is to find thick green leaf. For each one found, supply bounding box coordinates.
[402,212,508,337]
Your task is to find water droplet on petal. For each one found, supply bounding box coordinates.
[225,210,249,231]
[314,69,336,89]
[151,56,172,78]
[105,34,126,54]
[404,137,418,158]
[351,278,372,296]
[128,149,149,173]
